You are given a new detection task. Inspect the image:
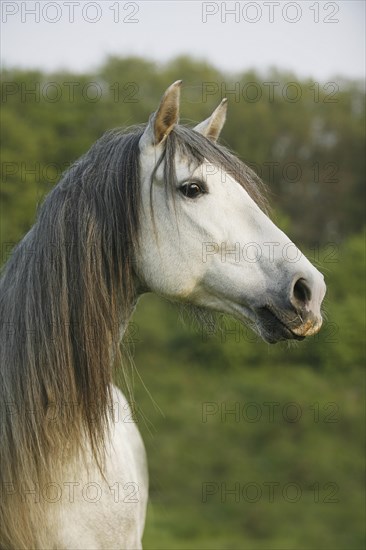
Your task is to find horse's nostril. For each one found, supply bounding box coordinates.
[293,278,311,306]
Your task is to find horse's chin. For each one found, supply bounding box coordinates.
[257,324,306,345]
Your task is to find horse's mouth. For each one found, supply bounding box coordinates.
[208,297,322,344]
[255,306,304,343]
[229,303,304,344]
[255,306,322,344]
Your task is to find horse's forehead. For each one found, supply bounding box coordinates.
[140,147,201,181]
[162,157,227,184]
[140,145,234,188]
[173,154,207,179]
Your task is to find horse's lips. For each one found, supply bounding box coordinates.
[257,306,323,342]
[291,318,323,337]
[230,302,315,343]
[259,313,305,343]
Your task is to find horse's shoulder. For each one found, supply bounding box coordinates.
[109,385,147,473]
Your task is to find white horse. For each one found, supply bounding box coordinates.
[0,81,326,549]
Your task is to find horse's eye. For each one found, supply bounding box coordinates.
[179,181,205,199]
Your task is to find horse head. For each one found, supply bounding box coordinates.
[136,81,326,343]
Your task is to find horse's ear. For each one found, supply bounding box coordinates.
[194,98,228,142]
[140,80,182,148]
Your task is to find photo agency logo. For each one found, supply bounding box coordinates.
[201,401,340,423]
[201,240,339,265]
[2,396,140,424]
[196,160,339,188]
[1,1,140,24]
[201,80,340,104]
[2,480,140,504]
[201,1,340,24]
[1,80,140,104]
[201,480,340,504]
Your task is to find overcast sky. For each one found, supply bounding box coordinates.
[1,1,365,80]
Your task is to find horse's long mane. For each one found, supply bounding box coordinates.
[0,123,266,549]
[0,127,144,549]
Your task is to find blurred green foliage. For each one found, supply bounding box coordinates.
[1,56,365,246]
[0,57,364,548]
